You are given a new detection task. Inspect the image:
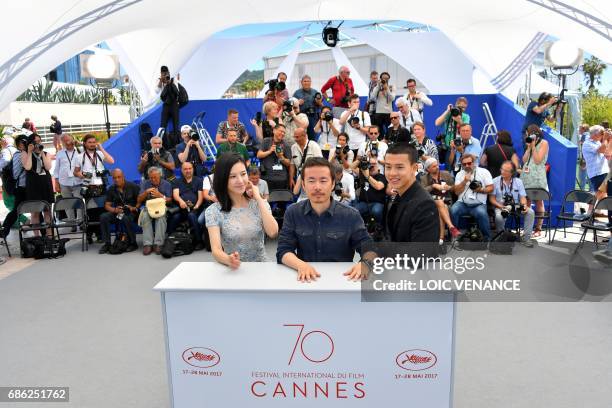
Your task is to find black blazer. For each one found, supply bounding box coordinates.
[386,181,440,244]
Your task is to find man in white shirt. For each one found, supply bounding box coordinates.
[53,134,83,222]
[332,163,355,205]
[354,126,387,174]
[282,98,309,147]
[290,128,323,186]
[582,125,610,191]
[395,97,422,131]
[339,94,371,152]
[314,106,341,158]
[404,78,433,118]
[450,153,494,241]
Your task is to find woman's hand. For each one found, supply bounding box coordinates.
[227,251,241,269]
[247,181,262,201]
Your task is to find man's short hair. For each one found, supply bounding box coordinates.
[338,132,349,142]
[349,94,360,102]
[301,75,311,81]
[321,105,331,112]
[412,121,425,130]
[590,124,605,136]
[301,157,334,180]
[274,123,286,130]
[332,162,343,175]
[496,130,512,146]
[180,125,192,133]
[181,161,193,169]
[461,153,477,164]
[370,70,378,76]
[160,65,169,73]
[407,78,416,85]
[228,109,238,116]
[459,123,472,131]
[369,125,380,133]
[150,136,162,144]
[385,144,418,165]
[456,96,468,105]
[147,166,162,177]
[248,167,260,176]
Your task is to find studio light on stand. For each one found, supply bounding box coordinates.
[543,40,583,136]
[80,54,120,139]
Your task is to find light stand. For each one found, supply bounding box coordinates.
[80,54,119,139]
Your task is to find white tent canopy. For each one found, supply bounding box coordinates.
[2,0,610,110]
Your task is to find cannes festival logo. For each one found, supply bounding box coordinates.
[182,347,221,368]
[395,349,437,371]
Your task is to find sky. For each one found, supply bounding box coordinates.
[212,20,611,94]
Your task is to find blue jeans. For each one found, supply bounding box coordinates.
[578,165,590,191]
[450,201,491,241]
[353,201,384,224]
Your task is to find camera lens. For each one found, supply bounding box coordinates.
[451,107,461,117]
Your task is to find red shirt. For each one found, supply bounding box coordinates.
[321,76,354,108]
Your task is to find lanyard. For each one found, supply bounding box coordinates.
[65,149,76,170]
[84,150,99,171]
[500,178,514,196]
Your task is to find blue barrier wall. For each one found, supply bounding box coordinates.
[104,93,576,222]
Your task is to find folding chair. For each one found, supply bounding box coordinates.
[551,189,594,244]
[0,227,10,257]
[575,197,612,253]
[17,200,53,256]
[525,188,552,244]
[53,197,87,251]
[84,196,106,251]
[269,189,294,230]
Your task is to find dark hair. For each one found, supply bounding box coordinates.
[321,105,331,112]
[274,123,286,130]
[213,153,248,212]
[338,132,349,142]
[301,157,334,180]
[349,94,360,102]
[368,125,380,133]
[26,133,40,145]
[248,167,260,176]
[526,124,543,138]
[496,130,513,146]
[370,70,378,76]
[82,134,97,144]
[15,135,28,149]
[385,143,418,165]
[277,72,287,79]
[500,160,517,176]
[380,71,390,80]
[407,78,416,85]
[160,65,169,73]
[537,92,551,105]
[601,120,610,129]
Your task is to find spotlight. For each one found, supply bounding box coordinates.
[544,40,583,69]
[322,21,343,48]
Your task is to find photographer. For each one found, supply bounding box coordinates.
[328,133,354,173]
[369,72,395,139]
[138,136,176,181]
[293,75,322,141]
[395,97,422,133]
[256,124,292,190]
[176,125,206,177]
[74,134,115,243]
[365,71,378,117]
[520,125,549,237]
[157,66,180,141]
[290,128,323,189]
[314,106,341,158]
[275,72,289,101]
[353,126,387,174]
[480,130,521,178]
[410,121,439,175]
[522,92,561,134]
[50,115,62,152]
[22,133,54,236]
[0,135,27,239]
[434,97,470,162]
[280,98,309,147]
[321,66,354,110]
[251,101,280,141]
[168,162,205,251]
[247,167,269,201]
[53,134,83,224]
[490,161,535,247]
[386,112,411,146]
[98,169,139,254]
[216,129,250,166]
[353,156,387,224]
[0,135,23,230]
[332,163,355,205]
[448,124,482,174]
[420,158,460,243]
[137,167,173,255]
[450,153,494,241]
[404,79,433,119]
[215,109,249,145]
[339,94,371,154]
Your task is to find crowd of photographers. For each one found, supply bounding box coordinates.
[1,65,611,266]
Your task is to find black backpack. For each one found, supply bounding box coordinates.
[489,230,518,255]
[108,233,130,255]
[161,231,194,258]
[1,152,22,195]
[21,236,69,259]
[457,226,488,251]
[178,84,189,108]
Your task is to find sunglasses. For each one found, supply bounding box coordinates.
[390,116,399,119]
[462,161,474,166]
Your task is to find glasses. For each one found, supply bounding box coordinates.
[369,133,379,136]
[462,161,473,166]
[341,71,350,74]
[407,84,416,88]
[390,116,399,119]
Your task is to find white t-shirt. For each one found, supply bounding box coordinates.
[455,167,493,205]
[255,179,269,197]
[399,108,423,129]
[317,118,341,151]
[291,140,323,174]
[342,110,371,150]
[332,172,355,204]
[357,140,388,173]
[76,150,107,186]
[202,174,215,198]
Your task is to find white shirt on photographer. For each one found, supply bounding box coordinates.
[317,119,341,151]
[77,150,107,186]
[332,172,355,204]
[342,110,371,150]
[455,167,493,205]
[357,140,388,173]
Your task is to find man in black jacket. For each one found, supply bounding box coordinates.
[384,144,439,244]
[158,66,180,146]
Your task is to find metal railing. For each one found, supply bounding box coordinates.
[37,122,130,143]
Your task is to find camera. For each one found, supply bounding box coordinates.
[334,182,343,197]
[190,130,200,141]
[369,141,379,157]
[366,216,385,242]
[469,180,482,191]
[525,133,539,144]
[255,111,262,125]
[341,89,351,105]
[282,99,293,113]
[408,139,425,157]
[359,156,370,171]
[349,116,360,127]
[82,172,93,180]
[453,136,471,148]
[450,106,462,117]
[323,111,334,122]
[275,145,283,154]
[267,79,286,92]
[336,144,349,158]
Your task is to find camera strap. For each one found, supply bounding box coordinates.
[496,143,509,161]
[65,149,76,171]
[298,141,311,170]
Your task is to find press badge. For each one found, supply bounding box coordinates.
[273,164,283,170]
[324,143,331,151]
[523,166,530,174]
